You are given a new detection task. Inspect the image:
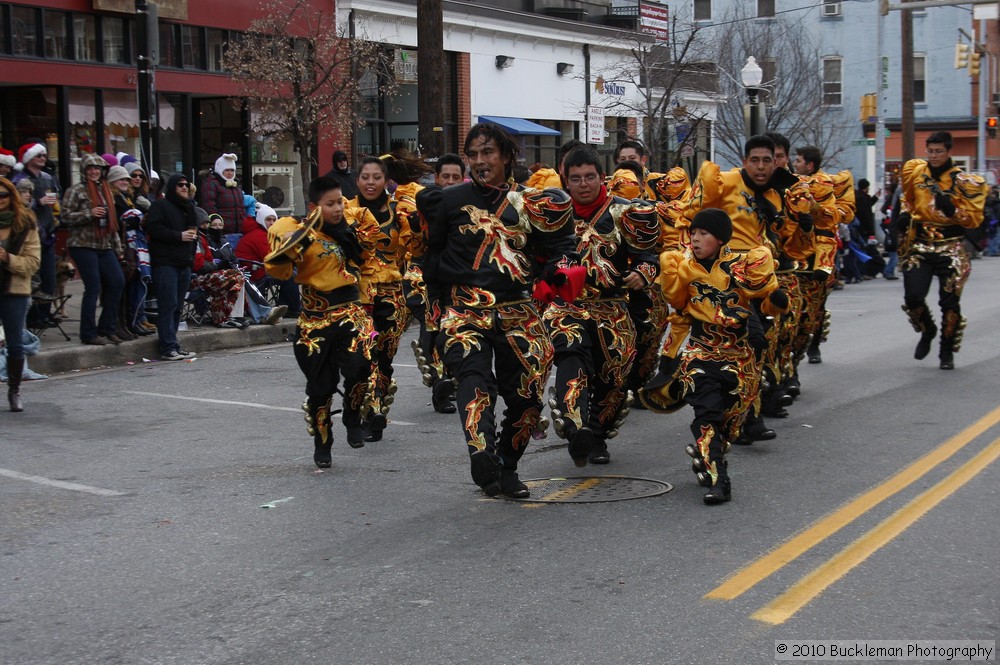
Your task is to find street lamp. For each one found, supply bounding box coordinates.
[741,56,766,138]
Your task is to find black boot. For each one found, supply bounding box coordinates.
[939,311,965,370]
[303,398,333,467]
[806,336,822,364]
[588,435,611,464]
[904,304,937,360]
[568,428,596,467]
[703,462,732,505]
[7,356,24,413]
[431,377,457,414]
[470,451,501,496]
[499,467,530,498]
[365,412,386,442]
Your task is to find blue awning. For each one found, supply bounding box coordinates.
[477,115,562,136]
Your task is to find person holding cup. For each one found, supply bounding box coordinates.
[61,153,126,345]
[144,173,199,360]
[11,142,61,326]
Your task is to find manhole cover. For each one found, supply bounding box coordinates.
[507,475,673,503]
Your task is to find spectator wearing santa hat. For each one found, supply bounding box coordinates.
[199,152,246,235]
[11,142,61,326]
[0,147,16,179]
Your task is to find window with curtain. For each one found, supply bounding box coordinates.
[43,10,70,59]
[74,14,96,61]
[103,16,128,64]
[822,56,842,106]
[11,6,38,57]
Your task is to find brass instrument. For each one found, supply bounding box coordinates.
[264,207,323,264]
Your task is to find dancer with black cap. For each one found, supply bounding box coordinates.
[641,208,786,505]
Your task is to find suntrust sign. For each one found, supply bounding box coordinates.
[595,76,626,96]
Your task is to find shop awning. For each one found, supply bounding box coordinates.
[477,115,561,136]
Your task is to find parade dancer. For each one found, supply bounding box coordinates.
[898,131,987,370]
[543,146,659,466]
[641,209,786,505]
[265,177,379,468]
[415,123,579,499]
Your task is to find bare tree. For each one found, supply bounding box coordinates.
[708,6,853,168]
[592,16,717,173]
[223,0,396,186]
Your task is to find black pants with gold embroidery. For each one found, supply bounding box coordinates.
[438,302,552,481]
[685,358,739,487]
[294,303,375,442]
[545,300,635,439]
[903,245,970,355]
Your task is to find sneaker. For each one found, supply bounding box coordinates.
[218,318,244,329]
[177,349,196,358]
[263,305,288,325]
[161,350,186,361]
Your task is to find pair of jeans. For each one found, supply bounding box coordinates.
[884,250,898,276]
[152,265,191,355]
[68,247,126,342]
[259,275,301,315]
[0,295,30,359]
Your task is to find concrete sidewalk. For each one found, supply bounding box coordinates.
[25,277,296,376]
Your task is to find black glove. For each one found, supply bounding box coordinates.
[540,262,567,286]
[934,192,956,218]
[812,269,830,281]
[769,288,789,310]
[798,213,814,234]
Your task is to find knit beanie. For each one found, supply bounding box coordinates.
[215,153,238,177]
[256,204,277,229]
[690,208,733,244]
[101,153,119,167]
[0,147,15,169]
[243,194,258,217]
[107,165,131,183]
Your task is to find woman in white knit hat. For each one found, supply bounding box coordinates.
[199,152,246,235]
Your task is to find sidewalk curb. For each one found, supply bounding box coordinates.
[29,323,297,376]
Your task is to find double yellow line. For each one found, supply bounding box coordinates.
[706,403,1000,624]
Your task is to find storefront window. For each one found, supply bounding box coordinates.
[180,25,203,69]
[43,10,70,59]
[207,29,227,72]
[102,90,140,158]
[11,6,38,57]
[66,88,96,186]
[103,16,128,64]
[74,15,96,61]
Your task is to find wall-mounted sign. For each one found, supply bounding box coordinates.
[394,49,418,84]
[586,106,605,144]
[640,1,670,44]
[594,76,626,97]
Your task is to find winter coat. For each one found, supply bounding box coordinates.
[234,215,270,281]
[200,172,246,235]
[0,224,41,297]
[145,173,199,268]
[60,153,122,253]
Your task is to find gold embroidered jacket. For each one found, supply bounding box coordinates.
[901,159,987,244]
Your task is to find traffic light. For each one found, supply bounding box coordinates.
[955,43,970,69]
[859,94,877,122]
[969,51,982,77]
[988,116,998,139]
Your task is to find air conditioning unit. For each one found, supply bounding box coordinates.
[823,1,842,17]
[252,164,297,218]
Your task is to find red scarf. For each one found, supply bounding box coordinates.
[572,185,609,220]
[86,178,119,240]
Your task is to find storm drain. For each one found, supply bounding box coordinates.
[507,475,673,503]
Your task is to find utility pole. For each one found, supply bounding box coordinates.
[900,0,915,162]
[417,0,445,157]
[876,3,887,188]
[135,0,158,175]
[977,16,989,172]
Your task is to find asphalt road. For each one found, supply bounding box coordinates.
[3,260,999,665]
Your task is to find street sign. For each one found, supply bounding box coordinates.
[680,144,695,158]
[586,106,605,144]
[852,139,876,146]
